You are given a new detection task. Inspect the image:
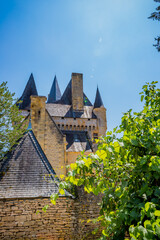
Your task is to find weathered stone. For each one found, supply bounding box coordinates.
[0,195,101,240]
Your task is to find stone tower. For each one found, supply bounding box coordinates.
[18,73,107,175]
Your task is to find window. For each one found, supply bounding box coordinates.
[38,110,41,119]
[93,133,98,140]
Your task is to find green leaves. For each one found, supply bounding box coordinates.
[0,82,26,160]
[154,210,160,217]
[42,204,49,212]
[50,82,160,239]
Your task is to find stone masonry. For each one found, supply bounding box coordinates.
[0,192,101,240]
[0,73,107,239]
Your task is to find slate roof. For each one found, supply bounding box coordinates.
[94,87,104,108]
[17,73,38,110]
[47,76,61,103]
[62,130,92,152]
[55,80,92,106]
[0,131,70,199]
[46,104,97,119]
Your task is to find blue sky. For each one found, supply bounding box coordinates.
[0,0,160,131]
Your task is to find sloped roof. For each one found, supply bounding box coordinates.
[17,73,38,110]
[94,87,104,108]
[0,131,70,199]
[47,76,61,103]
[62,130,92,152]
[58,80,72,105]
[55,80,92,106]
[46,104,97,119]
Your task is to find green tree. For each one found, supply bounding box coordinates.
[0,82,26,160]
[149,0,160,51]
[52,81,160,239]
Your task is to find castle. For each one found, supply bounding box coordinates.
[18,72,107,176]
[0,73,107,239]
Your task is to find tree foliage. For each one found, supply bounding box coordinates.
[0,82,26,160]
[52,81,160,240]
[149,0,160,51]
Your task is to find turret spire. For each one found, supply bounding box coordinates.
[47,75,61,103]
[18,73,38,110]
[94,87,104,108]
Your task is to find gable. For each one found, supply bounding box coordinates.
[0,131,59,199]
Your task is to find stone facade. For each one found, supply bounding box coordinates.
[0,191,101,240]
[0,72,107,239]
[31,96,66,176]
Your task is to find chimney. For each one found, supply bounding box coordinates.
[72,73,84,111]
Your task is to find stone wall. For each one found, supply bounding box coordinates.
[93,107,107,137]
[0,193,101,240]
[30,96,66,177]
[44,111,66,176]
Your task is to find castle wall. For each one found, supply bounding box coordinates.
[93,107,107,137]
[30,96,66,177]
[44,111,66,176]
[53,116,100,142]
[66,152,80,165]
[0,193,101,240]
[66,152,90,165]
[53,116,97,132]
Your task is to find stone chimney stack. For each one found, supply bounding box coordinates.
[72,73,84,111]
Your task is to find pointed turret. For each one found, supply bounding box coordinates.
[94,87,104,108]
[93,86,107,136]
[47,76,61,103]
[18,73,38,110]
[59,80,72,105]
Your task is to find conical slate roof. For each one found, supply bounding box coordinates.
[56,80,92,106]
[47,76,61,103]
[94,87,104,108]
[17,73,38,110]
[59,80,72,105]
